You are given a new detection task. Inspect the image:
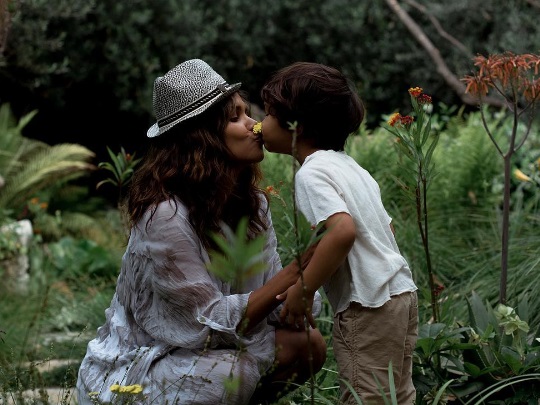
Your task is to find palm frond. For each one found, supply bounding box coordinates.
[0,143,95,209]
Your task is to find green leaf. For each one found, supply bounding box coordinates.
[466,291,490,332]
[207,218,268,285]
[500,346,523,374]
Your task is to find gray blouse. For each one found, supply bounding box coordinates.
[76,197,317,405]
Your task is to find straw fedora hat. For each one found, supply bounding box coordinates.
[147,59,241,138]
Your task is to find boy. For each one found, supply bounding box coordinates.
[259,62,418,404]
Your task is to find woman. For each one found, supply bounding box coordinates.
[76,59,326,405]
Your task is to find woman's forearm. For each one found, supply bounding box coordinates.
[239,261,299,333]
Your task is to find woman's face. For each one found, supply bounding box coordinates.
[224,93,264,164]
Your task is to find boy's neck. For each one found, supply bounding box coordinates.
[294,142,320,165]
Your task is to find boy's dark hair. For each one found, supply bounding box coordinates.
[261,62,364,151]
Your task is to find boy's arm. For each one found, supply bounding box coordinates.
[279,212,356,328]
[302,212,356,295]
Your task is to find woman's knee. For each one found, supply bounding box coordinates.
[307,328,327,371]
[275,328,327,371]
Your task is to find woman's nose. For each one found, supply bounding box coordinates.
[248,117,257,129]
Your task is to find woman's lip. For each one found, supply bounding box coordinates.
[253,133,263,144]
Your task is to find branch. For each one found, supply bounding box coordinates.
[0,0,17,55]
[404,0,473,57]
[525,0,540,9]
[384,0,506,108]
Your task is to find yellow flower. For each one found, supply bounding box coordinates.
[513,168,532,182]
[121,384,143,394]
[253,122,263,135]
[110,383,143,394]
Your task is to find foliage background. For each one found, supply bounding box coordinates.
[1,1,540,403]
[1,0,539,164]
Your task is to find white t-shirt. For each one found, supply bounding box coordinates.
[295,150,417,313]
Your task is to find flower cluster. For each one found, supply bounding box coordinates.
[494,304,530,336]
[265,185,279,196]
[462,52,540,101]
[253,122,263,135]
[385,86,435,145]
[388,112,414,127]
[264,183,287,207]
[387,87,433,128]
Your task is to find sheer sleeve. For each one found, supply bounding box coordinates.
[119,201,252,349]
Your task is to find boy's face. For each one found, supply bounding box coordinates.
[261,105,293,155]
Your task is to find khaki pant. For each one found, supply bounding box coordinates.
[333,291,418,405]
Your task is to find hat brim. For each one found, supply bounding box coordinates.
[147,82,241,138]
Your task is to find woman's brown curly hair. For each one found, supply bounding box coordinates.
[127,93,268,249]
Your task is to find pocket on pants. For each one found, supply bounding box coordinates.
[333,310,354,352]
[333,311,355,381]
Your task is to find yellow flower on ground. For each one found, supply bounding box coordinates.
[513,168,532,182]
[110,383,143,394]
[120,384,143,394]
[253,122,263,135]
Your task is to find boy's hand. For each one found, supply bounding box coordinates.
[278,282,316,330]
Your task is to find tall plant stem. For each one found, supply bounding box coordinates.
[499,156,512,305]
[416,163,438,322]
[498,117,516,305]
[290,130,315,404]
[498,98,518,305]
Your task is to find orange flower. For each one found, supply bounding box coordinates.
[408,87,423,97]
[418,94,432,105]
[400,115,414,126]
[464,52,540,100]
[388,112,414,127]
[265,185,279,195]
[388,112,401,127]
